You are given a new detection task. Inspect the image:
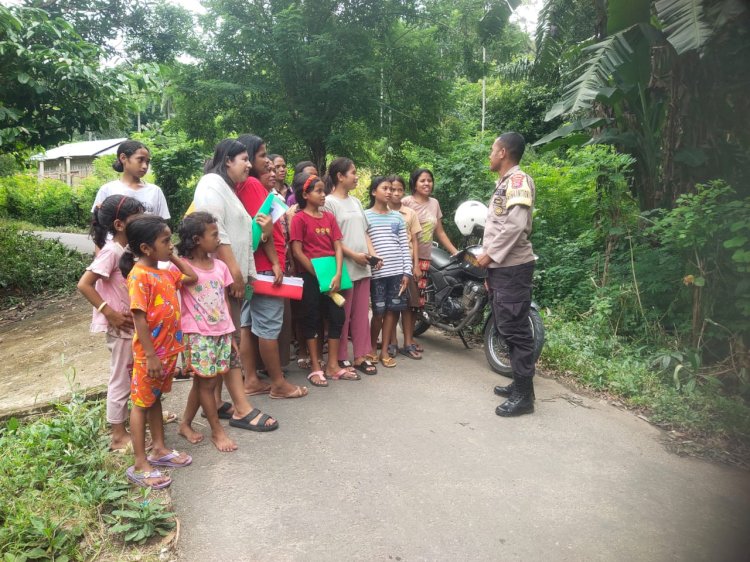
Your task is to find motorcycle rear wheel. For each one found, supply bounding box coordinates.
[484,308,545,377]
[413,310,431,337]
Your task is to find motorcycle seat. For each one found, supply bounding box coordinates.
[431,246,454,270]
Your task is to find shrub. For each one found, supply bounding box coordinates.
[0,226,88,302]
[0,175,91,228]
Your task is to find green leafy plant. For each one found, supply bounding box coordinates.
[106,488,176,545]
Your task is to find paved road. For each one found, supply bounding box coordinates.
[35,231,94,254]
[161,332,750,562]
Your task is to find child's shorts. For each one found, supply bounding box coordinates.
[184,333,232,378]
[371,274,407,316]
[131,354,179,408]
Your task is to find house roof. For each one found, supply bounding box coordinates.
[31,138,128,161]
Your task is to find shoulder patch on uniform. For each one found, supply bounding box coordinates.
[506,174,532,209]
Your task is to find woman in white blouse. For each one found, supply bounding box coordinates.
[190,139,278,438]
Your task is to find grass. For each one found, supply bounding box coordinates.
[0,377,176,560]
[0,217,88,234]
[540,312,750,455]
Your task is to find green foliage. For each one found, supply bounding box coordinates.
[105,489,175,545]
[0,176,90,228]
[0,391,175,558]
[0,5,137,154]
[0,226,88,303]
[541,313,750,442]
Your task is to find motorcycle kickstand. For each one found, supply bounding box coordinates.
[458,330,470,349]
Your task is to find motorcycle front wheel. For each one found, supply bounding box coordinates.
[483,308,545,377]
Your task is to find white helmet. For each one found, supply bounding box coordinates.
[454,200,488,236]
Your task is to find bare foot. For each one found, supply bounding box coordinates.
[110,435,132,452]
[211,430,238,452]
[178,423,204,444]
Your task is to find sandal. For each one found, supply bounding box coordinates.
[228,408,279,432]
[329,368,361,381]
[337,360,357,373]
[297,357,312,369]
[387,344,398,358]
[413,343,424,353]
[270,385,309,399]
[163,410,178,424]
[380,356,397,368]
[353,360,378,376]
[399,344,422,360]
[307,370,328,387]
[126,466,171,490]
[364,353,379,362]
[201,401,233,420]
[173,366,190,382]
[148,449,192,468]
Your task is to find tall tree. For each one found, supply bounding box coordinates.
[0,5,138,153]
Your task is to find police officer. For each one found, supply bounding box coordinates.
[476,132,537,417]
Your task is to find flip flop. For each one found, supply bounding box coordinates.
[148,449,193,468]
[380,356,397,368]
[126,466,171,490]
[329,368,361,381]
[399,344,423,360]
[173,366,190,382]
[163,410,178,424]
[413,343,424,353]
[307,370,328,387]
[353,360,378,375]
[201,401,234,420]
[337,360,358,373]
[246,385,272,396]
[364,353,379,362]
[387,344,398,358]
[228,408,279,432]
[270,385,309,399]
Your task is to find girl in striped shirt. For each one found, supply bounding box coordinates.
[365,177,412,368]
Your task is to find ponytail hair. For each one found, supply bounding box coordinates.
[368,176,388,209]
[177,211,216,258]
[323,157,354,194]
[204,138,248,187]
[90,195,144,249]
[119,215,169,277]
[112,140,148,173]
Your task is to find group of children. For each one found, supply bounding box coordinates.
[78,139,456,489]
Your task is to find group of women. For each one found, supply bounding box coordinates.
[86,136,458,460]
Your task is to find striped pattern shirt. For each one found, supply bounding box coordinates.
[364,209,413,279]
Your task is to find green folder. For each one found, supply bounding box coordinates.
[311,256,352,292]
[251,192,286,251]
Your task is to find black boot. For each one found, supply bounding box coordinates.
[496,376,534,417]
[493,379,515,397]
[494,377,534,399]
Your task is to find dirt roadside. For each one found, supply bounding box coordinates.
[0,294,110,418]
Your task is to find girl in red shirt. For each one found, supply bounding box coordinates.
[289,172,353,387]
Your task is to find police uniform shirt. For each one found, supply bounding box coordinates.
[482,165,535,268]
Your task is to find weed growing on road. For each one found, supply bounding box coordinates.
[0,390,176,559]
[541,314,750,448]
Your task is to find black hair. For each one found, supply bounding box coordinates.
[368,176,389,209]
[119,215,170,277]
[204,138,248,187]
[497,132,526,163]
[324,156,354,194]
[293,160,316,177]
[386,174,407,191]
[90,195,144,249]
[236,134,265,178]
[112,140,148,173]
[269,153,281,163]
[176,211,217,259]
[292,172,322,210]
[409,168,434,194]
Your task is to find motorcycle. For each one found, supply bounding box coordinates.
[412,202,544,377]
